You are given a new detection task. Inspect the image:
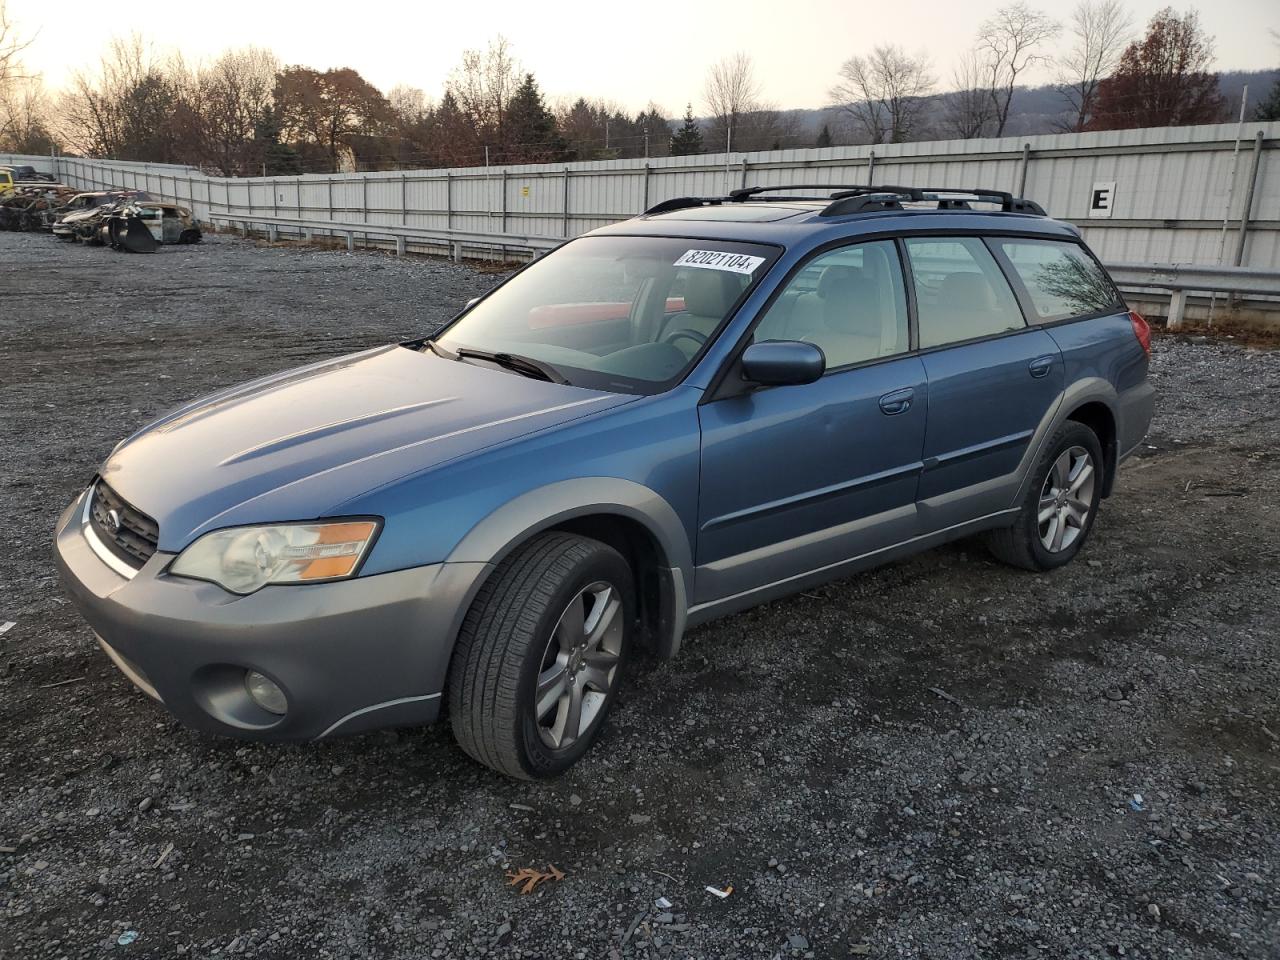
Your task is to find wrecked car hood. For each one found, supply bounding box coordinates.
[101,345,633,551]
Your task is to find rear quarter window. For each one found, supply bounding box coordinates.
[993,238,1124,322]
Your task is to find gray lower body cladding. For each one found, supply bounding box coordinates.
[53,489,490,741]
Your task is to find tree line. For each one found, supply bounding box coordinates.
[1,1,1278,175]
[831,2,1270,144]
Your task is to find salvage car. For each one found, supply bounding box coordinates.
[55,184,1155,779]
[51,191,152,239]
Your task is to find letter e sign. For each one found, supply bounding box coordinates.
[1089,181,1116,219]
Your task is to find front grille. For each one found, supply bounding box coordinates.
[88,481,159,569]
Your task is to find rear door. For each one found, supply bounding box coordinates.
[695,239,927,604]
[902,236,1064,531]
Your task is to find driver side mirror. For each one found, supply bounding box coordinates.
[740,340,825,387]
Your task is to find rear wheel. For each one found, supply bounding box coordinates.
[986,421,1104,571]
[447,533,632,779]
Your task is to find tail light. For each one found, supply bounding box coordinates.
[1128,310,1151,357]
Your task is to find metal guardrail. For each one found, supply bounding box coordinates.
[208,213,562,260]
[209,215,1280,329]
[1106,262,1280,328]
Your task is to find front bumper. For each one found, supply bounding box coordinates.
[54,489,490,741]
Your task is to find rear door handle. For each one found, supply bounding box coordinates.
[878,387,914,416]
[1029,355,1056,378]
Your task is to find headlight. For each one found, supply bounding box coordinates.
[169,520,379,594]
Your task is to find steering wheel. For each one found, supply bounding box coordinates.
[661,328,709,351]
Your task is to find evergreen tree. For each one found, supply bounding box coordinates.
[816,124,833,148]
[504,73,565,162]
[1256,76,1280,121]
[669,103,704,156]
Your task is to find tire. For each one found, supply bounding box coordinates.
[447,533,633,780]
[986,421,1105,572]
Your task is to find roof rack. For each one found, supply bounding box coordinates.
[642,184,1045,218]
[820,185,1046,217]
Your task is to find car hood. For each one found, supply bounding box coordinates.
[101,345,633,551]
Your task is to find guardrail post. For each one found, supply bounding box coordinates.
[867,149,876,185]
[1167,289,1188,330]
[395,236,406,256]
[268,224,279,242]
[1018,142,1031,196]
[1233,131,1264,269]
[562,167,570,237]
[452,241,462,262]
[345,231,354,253]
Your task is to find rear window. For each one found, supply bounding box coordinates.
[904,237,1026,349]
[993,238,1123,322]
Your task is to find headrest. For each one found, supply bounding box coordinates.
[684,269,742,317]
[824,275,882,335]
[939,272,995,312]
[817,265,860,298]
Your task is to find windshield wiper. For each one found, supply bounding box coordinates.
[422,338,458,360]
[454,347,571,385]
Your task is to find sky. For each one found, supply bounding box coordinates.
[10,0,1280,113]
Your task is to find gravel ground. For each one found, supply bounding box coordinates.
[1,231,1277,960]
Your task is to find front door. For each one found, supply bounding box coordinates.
[695,239,927,605]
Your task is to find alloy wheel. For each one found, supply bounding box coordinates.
[534,581,623,749]
[1038,445,1095,553]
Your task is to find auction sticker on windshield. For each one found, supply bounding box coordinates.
[674,249,766,274]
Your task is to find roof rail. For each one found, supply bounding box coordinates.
[642,196,727,215]
[727,184,876,201]
[821,186,1046,217]
[643,184,1046,218]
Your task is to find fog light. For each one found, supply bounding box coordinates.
[244,670,287,715]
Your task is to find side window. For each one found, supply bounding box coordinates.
[993,238,1123,322]
[753,240,909,369]
[904,237,1026,349]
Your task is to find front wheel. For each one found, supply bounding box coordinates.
[447,533,633,779]
[986,421,1104,571]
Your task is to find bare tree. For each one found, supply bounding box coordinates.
[1055,0,1133,131]
[0,1,31,87]
[704,52,761,153]
[195,47,280,174]
[830,44,935,143]
[0,76,55,153]
[0,0,35,145]
[448,35,521,149]
[944,51,998,138]
[58,35,156,157]
[977,2,1060,136]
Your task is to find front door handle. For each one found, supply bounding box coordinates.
[879,387,914,416]
[1029,355,1056,378]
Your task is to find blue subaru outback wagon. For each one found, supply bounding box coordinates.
[55,184,1155,779]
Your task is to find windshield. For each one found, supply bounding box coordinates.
[435,235,778,394]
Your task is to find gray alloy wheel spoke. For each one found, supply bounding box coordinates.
[535,579,624,751]
[561,682,585,747]
[554,595,585,652]
[1067,462,1094,496]
[1052,451,1072,490]
[535,662,569,721]
[1038,445,1095,553]
[583,589,619,650]
[1052,507,1069,550]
